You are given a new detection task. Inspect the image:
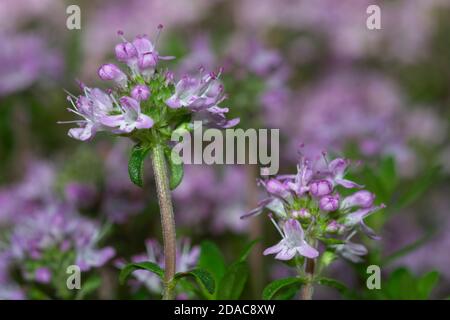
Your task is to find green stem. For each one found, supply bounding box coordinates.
[151,144,177,300]
[299,258,315,300]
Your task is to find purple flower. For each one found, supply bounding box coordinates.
[9,204,114,272]
[63,87,116,141]
[344,204,386,239]
[287,159,313,196]
[334,241,368,263]
[0,33,61,96]
[166,68,239,128]
[319,194,340,212]
[327,158,363,189]
[341,190,375,210]
[263,178,290,198]
[114,32,174,80]
[264,219,318,260]
[309,179,333,197]
[101,96,154,133]
[166,69,226,110]
[35,267,51,284]
[98,63,128,88]
[326,220,343,233]
[131,85,150,101]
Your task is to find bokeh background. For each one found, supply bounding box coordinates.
[1,0,449,299]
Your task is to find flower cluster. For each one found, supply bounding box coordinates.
[0,160,117,298]
[61,28,238,143]
[245,152,385,263]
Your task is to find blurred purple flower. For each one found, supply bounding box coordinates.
[0,32,61,96]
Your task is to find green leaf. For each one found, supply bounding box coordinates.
[75,276,101,300]
[317,277,352,297]
[198,241,226,283]
[418,271,439,299]
[382,230,434,266]
[385,268,416,299]
[394,166,440,210]
[119,262,164,285]
[128,144,151,187]
[262,277,304,300]
[175,268,215,295]
[164,148,184,190]
[216,262,249,300]
[238,239,260,263]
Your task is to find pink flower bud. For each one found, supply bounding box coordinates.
[292,208,310,219]
[319,194,340,212]
[326,220,342,233]
[131,85,150,101]
[35,267,51,284]
[138,52,157,70]
[115,42,137,61]
[265,179,288,197]
[341,190,375,210]
[309,179,333,197]
[98,64,127,87]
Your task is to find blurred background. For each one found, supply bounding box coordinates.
[0,0,449,299]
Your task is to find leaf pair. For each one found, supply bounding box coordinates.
[128,143,184,189]
[119,261,215,297]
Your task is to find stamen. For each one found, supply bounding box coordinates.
[154,24,164,47]
[268,214,284,237]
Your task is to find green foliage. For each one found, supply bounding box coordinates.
[75,276,102,300]
[119,261,164,284]
[262,277,305,300]
[174,268,216,295]
[216,261,249,300]
[365,268,439,300]
[164,147,184,190]
[317,277,353,298]
[128,143,151,187]
[198,241,227,283]
[197,240,258,300]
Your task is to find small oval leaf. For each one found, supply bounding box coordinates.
[165,148,184,190]
[128,144,151,187]
[119,261,164,285]
[175,268,215,295]
[217,262,249,300]
[262,277,304,300]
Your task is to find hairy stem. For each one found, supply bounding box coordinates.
[300,258,315,300]
[151,144,177,300]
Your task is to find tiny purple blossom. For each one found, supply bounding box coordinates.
[115,41,138,62]
[35,267,52,284]
[319,194,340,212]
[292,208,311,219]
[98,63,128,88]
[326,220,343,233]
[345,204,386,239]
[341,190,375,210]
[287,159,313,196]
[264,219,318,260]
[327,158,363,189]
[334,241,368,263]
[309,179,333,197]
[131,85,151,101]
[62,87,115,141]
[264,178,290,198]
[101,96,154,133]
